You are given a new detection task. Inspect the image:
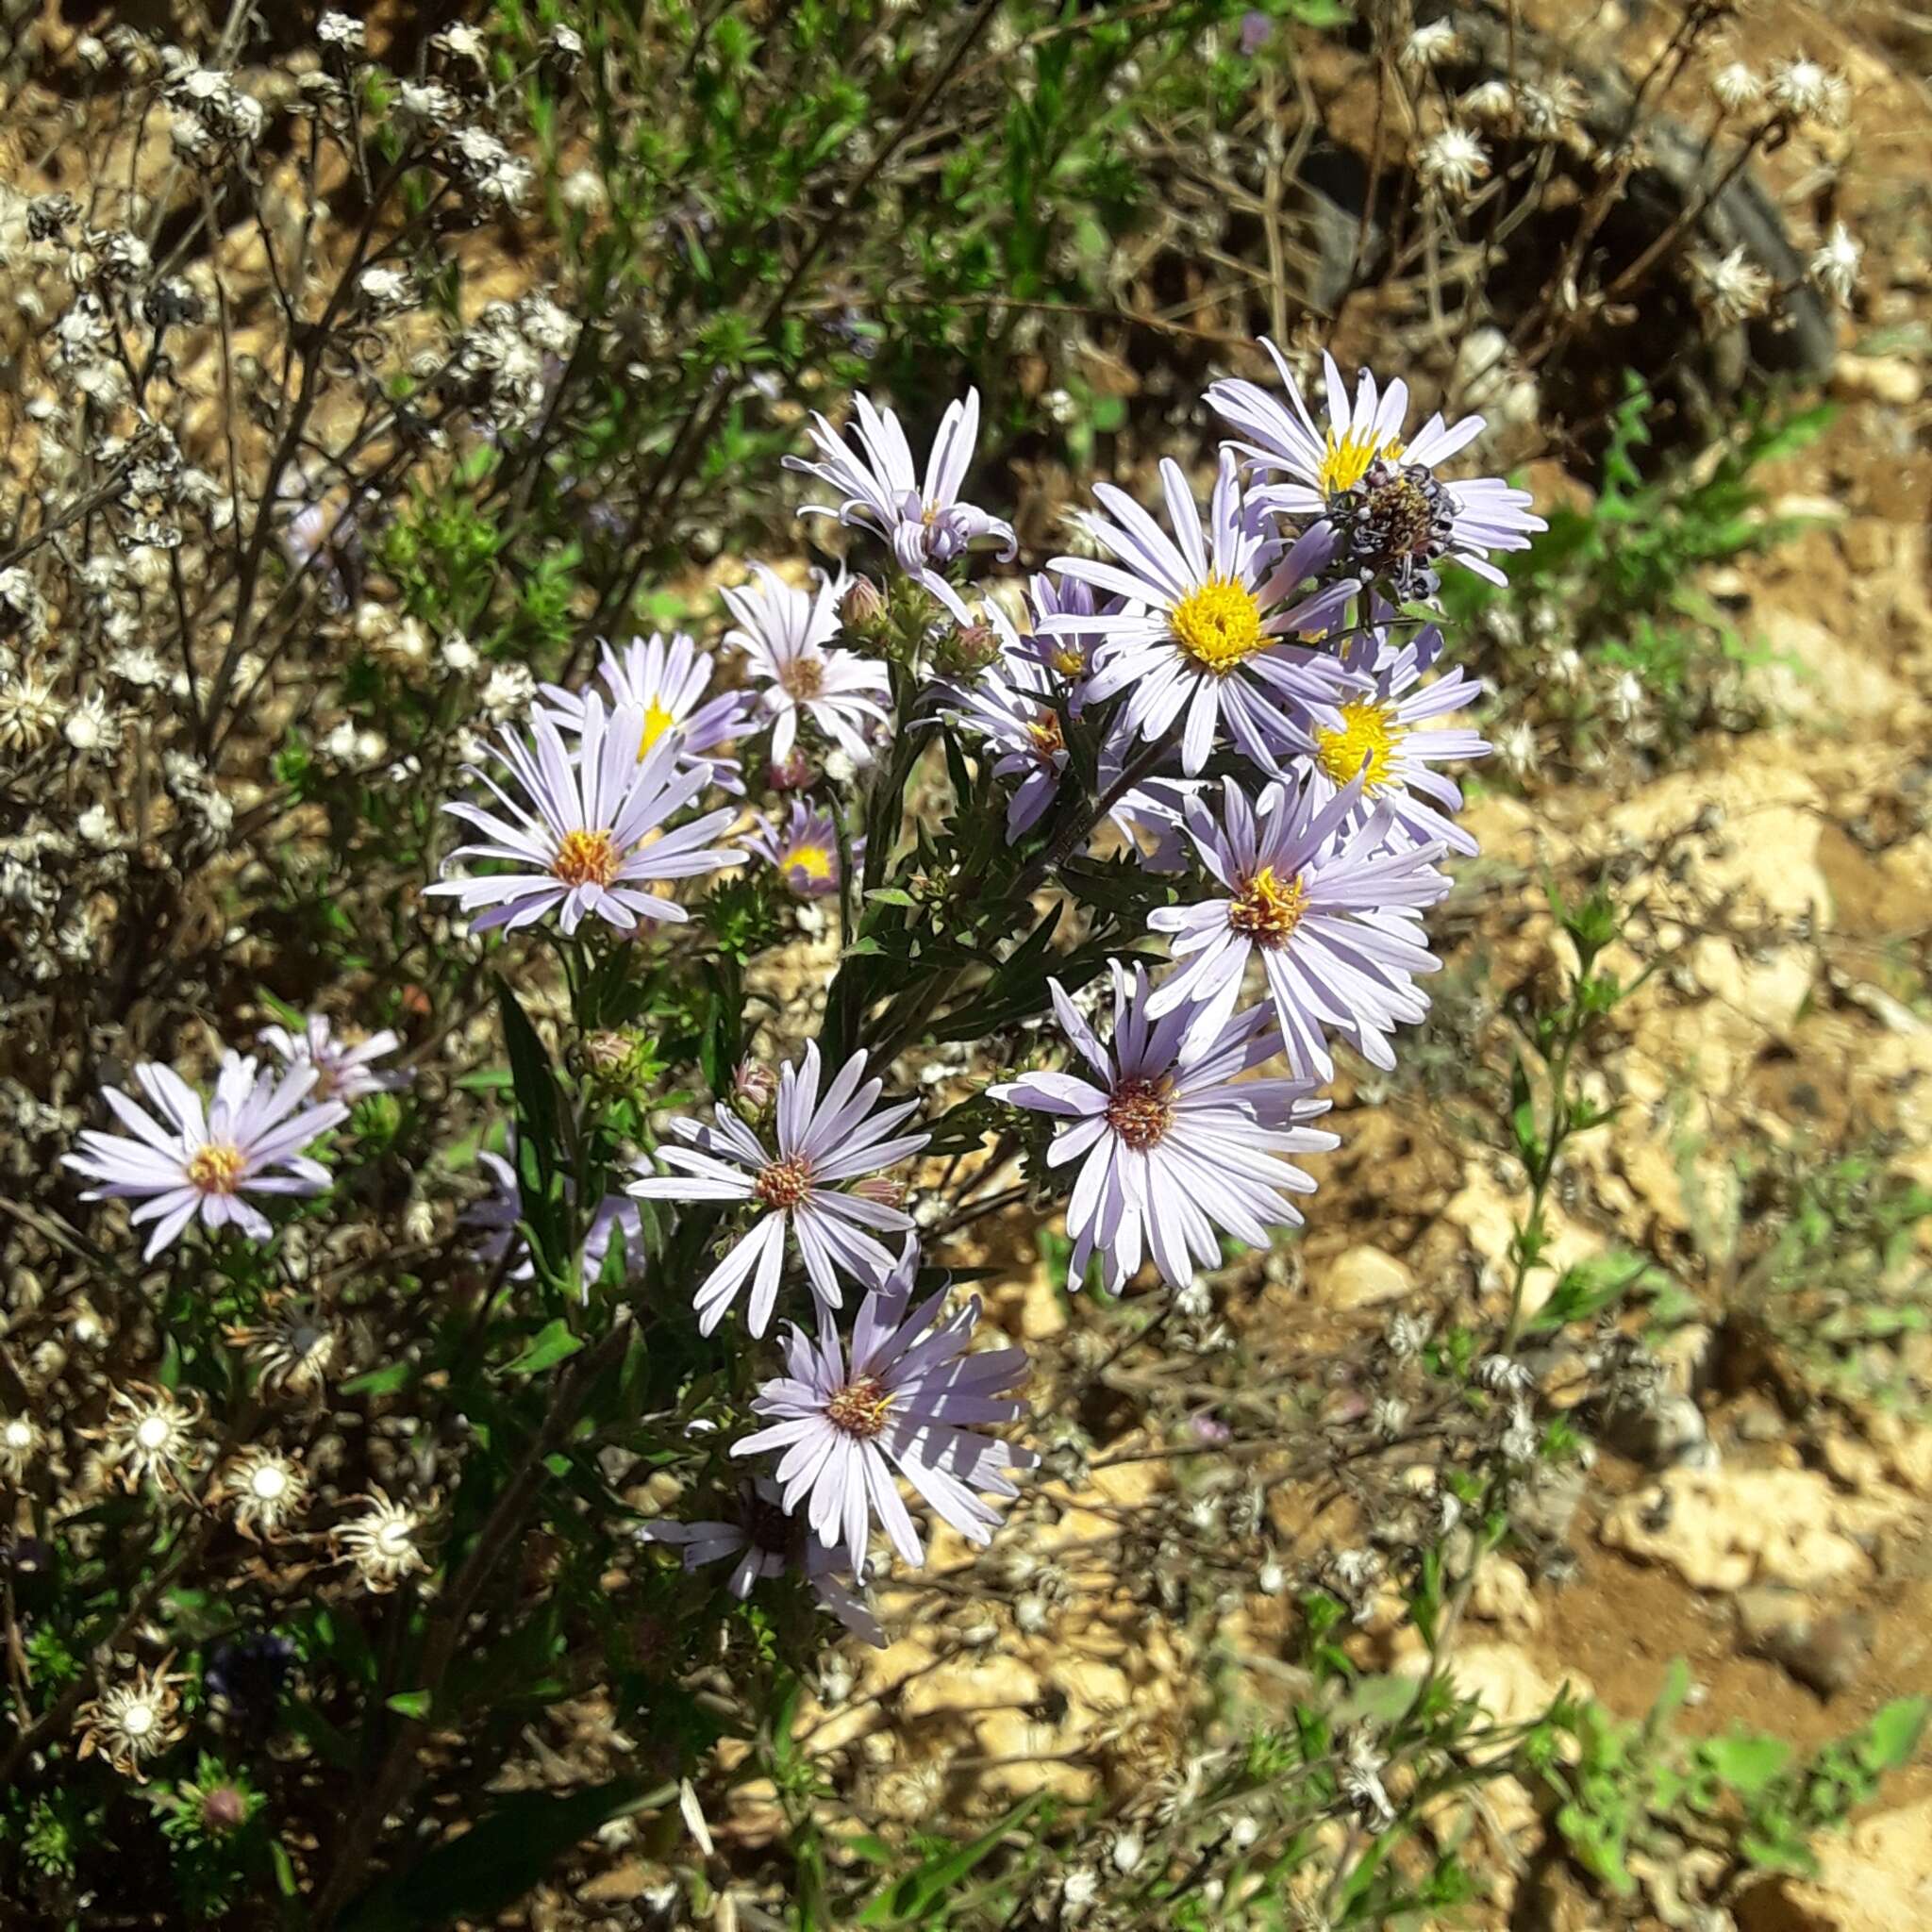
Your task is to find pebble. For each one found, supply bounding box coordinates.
[1830,352,1924,408]
[1315,1244,1414,1310]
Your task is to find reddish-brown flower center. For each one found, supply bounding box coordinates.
[186,1141,245,1194]
[1227,864,1309,948]
[825,1374,893,1441]
[1106,1076,1174,1152]
[552,827,620,888]
[754,1157,813,1210]
[1027,708,1064,758]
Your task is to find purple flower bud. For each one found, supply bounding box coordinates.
[767,748,815,791]
[730,1058,777,1124]
[851,1174,907,1209]
[200,1784,250,1834]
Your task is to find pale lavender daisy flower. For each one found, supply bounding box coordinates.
[538,631,755,790]
[1306,622,1491,857]
[1206,341,1544,591]
[786,390,1016,618]
[258,1014,408,1104]
[745,798,857,898]
[463,1141,642,1290]
[638,1476,883,1645]
[425,695,742,936]
[731,1241,1034,1576]
[1022,569,1119,703]
[1146,775,1450,1078]
[1043,452,1359,774]
[991,964,1338,1294]
[722,565,890,766]
[945,631,1071,841]
[627,1043,928,1335]
[64,1055,348,1259]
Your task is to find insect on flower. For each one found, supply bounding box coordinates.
[1207,341,1543,592]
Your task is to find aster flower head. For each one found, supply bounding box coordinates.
[1691,243,1773,327]
[1809,222,1861,306]
[334,1488,434,1593]
[1710,60,1761,112]
[745,798,854,898]
[731,1241,1034,1576]
[786,389,1016,617]
[629,1042,929,1335]
[225,1296,338,1397]
[63,1054,348,1259]
[462,1141,642,1290]
[1147,775,1451,1077]
[1206,341,1544,592]
[1023,568,1120,698]
[1401,21,1459,72]
[538,631,755,791]
[75,1660,188,1780]
[1045,452,1360,774]
[1305,619,1491,856]
[0,1414,42,1478]
[425,694,743,936]
[1418,126,1491,200]
[991,963,1339,1294]
[1768,54,1847,125]
[222,1447,307,1540]
[723,565,891,767]
[258,1012,408,1104]
[639,1475,884,1645]
[92,1382,206,1491]
[942,602,1077,841]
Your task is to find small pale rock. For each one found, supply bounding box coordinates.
[1315,1244,1414,1310]
[1736,1587,1874,1699]
[1736,1795,1932,1931]
[1830,352,1924,408]
[1600,1467,1906,1592]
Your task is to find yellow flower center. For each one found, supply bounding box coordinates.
[1027,708,1064,758]
[1319,428,1405,497]
[1315,700,1403,791]
[1170,576,1265,675]
[1049,642,1087,678]
[780,657,824,701]
[1228,865,1309,948]
[639,697,677,753]
[1106,1075,1175,1151]
[754,1157,813,1210]
[789,842,834,884]
[552,827,620,888]
[825,1374,894,1441]
[187,1142,245,1194]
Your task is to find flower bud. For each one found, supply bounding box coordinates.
[851,1174,907,1209]
[731,1058,776,1124]
[767,748,815,791]
[933,620,1001,676]
[839,575,888,638]
[581,1030,633,1076]
[200,1784,250,1835]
